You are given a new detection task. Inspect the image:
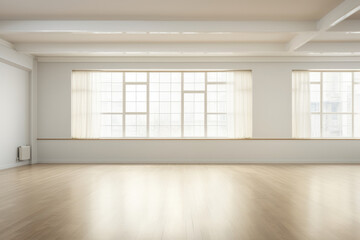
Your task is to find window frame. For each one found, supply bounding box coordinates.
[96,70,236,139]
[309,70,360,139]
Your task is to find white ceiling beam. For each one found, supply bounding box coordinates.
[14,43,285,55]
[0,38,14,49]
[0,20,316,34]
[317,0,360,31]
[14,42,360,56]
[2,20,360,34]
[298,42,360,53]
[329,19,360,32]
[36,56,360,63]
[287,0,360,51]
[0,38,33,70]
[13,42,360,57]
[286,32,318,51]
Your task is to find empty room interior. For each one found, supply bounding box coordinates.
[1,0,360,239]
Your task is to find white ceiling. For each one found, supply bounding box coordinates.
[0,0,343,21]
[349,9,360,18]
[0,32,296,43]
[0,0,359,57]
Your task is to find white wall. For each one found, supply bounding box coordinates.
[37,60,360,163]
[38,139,360,163]
[0,62,31,169]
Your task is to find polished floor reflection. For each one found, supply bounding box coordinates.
[0,164,360,240]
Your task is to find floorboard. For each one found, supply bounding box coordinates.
[0,164,359,240]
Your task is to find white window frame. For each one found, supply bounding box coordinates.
[99,70,231,139]
[310,71,360,138]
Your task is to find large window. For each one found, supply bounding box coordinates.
[310,71,360,138]
[293,70,360,138]
[71,71,252,139]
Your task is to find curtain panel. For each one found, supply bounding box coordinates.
[292,71,311,138]
[71,71,102,138]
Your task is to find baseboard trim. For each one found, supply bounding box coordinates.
[37,159,360,164]
[0,161,31,170]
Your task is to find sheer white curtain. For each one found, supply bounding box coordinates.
[71,71,101,139]
[292,71,311,138]
[229,71,252,138]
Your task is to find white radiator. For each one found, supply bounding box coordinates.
[18,146,31,161]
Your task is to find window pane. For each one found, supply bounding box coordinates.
[310,114,320,137]
[171,126,181,137]
[207,72,228,83]
[100,82,111,91]
[100,72,112,83]
[111,72,123,83]
[184,93,204,137]
[125,84,147,113]
[125,72,147,82]
[149,72,182,137]
[112,92,122,101]
[355,72,360,83]
[99,111,124,137]
[160,83,171,92]
[112,102,122,112]
[112,126,122,137]
[98,71,124,132]
[309,72,321,82]
[323,114,352,138]
[100,92,111,101]
[125,72,136,82]
[355,84,360,113]
[159,72,171,82]
[323,72,352,113]
[207,83,228,113]
[355,114,360,138]
[101,115,111,125]
[101,126,111,137]
[184,72,205,91]
[160,92,171,101]
[184,93,204,114]
[112,83,122,91]
[125,115,147,137]
[207,114,228,137]
[310,84,320,113]
[207,72,217,82]
[111,115,122,125]
[101,102,111,112]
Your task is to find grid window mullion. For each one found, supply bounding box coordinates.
[97,70,232,138]
[122,72,126,137]
[352,72,355,137]
[146,72,150,137]
[181,72,184,138]
[310,71,358,138]
[99,72,124,138]
[204,73,208,137]
[320,72,323,137]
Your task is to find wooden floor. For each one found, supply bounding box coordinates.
[0,164,360,240]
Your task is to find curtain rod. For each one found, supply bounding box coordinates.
[72,70,252,73]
